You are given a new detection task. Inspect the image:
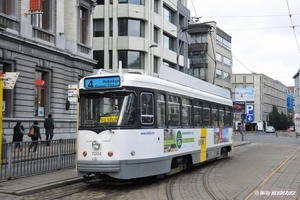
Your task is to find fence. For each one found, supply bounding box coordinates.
[0,139,76,181]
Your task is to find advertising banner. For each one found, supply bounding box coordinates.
[235,88,254,101]
[233,101,246,114]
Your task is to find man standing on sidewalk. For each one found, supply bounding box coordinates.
[44,114,55,146]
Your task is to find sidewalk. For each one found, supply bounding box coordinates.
[0,141,251,197]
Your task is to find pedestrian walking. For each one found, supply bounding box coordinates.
[44,114,55,146]
[12,122,25,152]
[255,124,258,132]
[28,121,42,153]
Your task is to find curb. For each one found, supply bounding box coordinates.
[13,177,84,196]
[234,141,251,147]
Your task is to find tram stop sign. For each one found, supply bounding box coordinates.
[3,72,19,89]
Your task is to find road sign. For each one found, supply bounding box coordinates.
[244,104,254,122]
[68,84,78,103]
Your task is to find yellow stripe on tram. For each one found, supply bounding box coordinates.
[200,128,207,162]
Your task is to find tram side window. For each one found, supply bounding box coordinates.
[168,95,180,127]
[219,106,225,127]
[157,93,166,127]
[225,106,233,126]
[203,103,211,127]
[182,98,192,127]
[212,104,219,127]
[141,93,154,124]
[194,101,202,127]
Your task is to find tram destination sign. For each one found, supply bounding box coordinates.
[84,76,121,89]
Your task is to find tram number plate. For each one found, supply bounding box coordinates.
[92,152,102,156]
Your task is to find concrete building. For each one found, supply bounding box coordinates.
[188,21,232,92]
[293,69,300,114]
[0,0,96,140]
[92,0,190,75]
[232,73,287,131]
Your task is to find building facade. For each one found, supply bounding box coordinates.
[0,0,96,140]
[232,73,287,131]
[92,0,190,75]
[188,21,232,92]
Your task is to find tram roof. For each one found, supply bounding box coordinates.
[121,73,232,106]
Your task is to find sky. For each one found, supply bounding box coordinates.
[187,0,300,86]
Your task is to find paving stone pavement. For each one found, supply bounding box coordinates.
[0,141,250,199]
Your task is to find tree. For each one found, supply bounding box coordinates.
[269,105,289,130]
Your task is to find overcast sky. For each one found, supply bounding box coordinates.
[187,0,300,86]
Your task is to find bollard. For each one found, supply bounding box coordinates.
[275,131,277,137]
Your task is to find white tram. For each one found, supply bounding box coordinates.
[76,67,233,180]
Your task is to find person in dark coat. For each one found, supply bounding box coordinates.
[12,122,25,152]
[44,114,55,146]
[28,121,42,153]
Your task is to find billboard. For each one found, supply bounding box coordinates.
[233,101,245,114]
[235,88,254,101]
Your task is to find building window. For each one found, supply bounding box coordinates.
[215,69,222,79]
[163,5,174,24]
[163,33,174,51]
[191,33,207,43]
[93,19,104,37]
[119,18,145,37]
[93,51,104,69]
[31,0,51,30]
[154,0,158,14]
[154,56,158,73]
[35,71,47,117]
[216,53,222,62]
[0,0,14,15]
[224,56,232,67]
[109,18,113,36]
[96,0,104,5]
[154,27,159,43]
[216,34,231,51]
[109,50,112,69]
[79,6,88,44]
[223,72,231,82]
[118,51,144,69]
[189,67,207,81]
[189,51,206,64]
[119,0,144,5]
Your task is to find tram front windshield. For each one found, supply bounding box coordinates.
[79,92,136,127]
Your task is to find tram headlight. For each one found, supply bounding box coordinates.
[92,140,101,150]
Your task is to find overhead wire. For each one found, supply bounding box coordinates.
[285,0,300,54]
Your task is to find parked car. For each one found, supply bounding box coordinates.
[266,126,275,133]
[289,126,295,132]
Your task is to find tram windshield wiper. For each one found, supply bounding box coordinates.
[92,120,114,134]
